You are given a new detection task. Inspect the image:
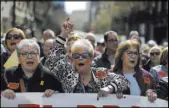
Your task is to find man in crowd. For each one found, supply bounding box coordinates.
[92,31,119,69]
[38,29,55,57]
[85,33,101,58]
[129,30,142,45]
[40,39,55,65]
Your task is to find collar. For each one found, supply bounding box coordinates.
[102,49,109,62]
[15,63,43,81]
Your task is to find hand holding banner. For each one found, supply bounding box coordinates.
[1,93,168,107]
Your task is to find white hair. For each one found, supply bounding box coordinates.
[147,40,157,48]
[71,39,94,57]
[43,29,55,38]
[44,39,55,45]
[16,39,40,57]
[129,30,139,37]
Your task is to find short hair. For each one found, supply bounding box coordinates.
[16,39,40,57]
[113,40,140,73]
[129,30,139,37]
[147,40,157,48]
[44,39,55,45]
[71,39,94,57]
[85,32,96,46]
[104,31,118,42]
[5,27,26,45]
[148,46,162,57]
[160,47,168,65]
[43,29,55,38]
[65,34,82,47]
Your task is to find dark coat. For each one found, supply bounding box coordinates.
[92,50,111,69]
[1,63,63,93]
[1,52,9,75]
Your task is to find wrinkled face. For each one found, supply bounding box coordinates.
[85,36,95,48]
[71,45,92,74]
[19,45,40,72]
[105,33,118,51]
[43,41,53,57]
[122,46,139,69]
[149,49,161,64]
[6,30,22,52]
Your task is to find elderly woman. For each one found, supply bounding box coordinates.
[142,46,162,71]
[46,38,129,99]
[45,20,129,95]
[112,40,157,102]
[1,28,26,74]
[150,47,168,84]
[1,39,63,99]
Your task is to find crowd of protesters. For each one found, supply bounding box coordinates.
[1,18,168,102]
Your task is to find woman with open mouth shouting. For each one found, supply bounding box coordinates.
[112,40,157,102]
[45,20,130,98]
[1,28,26,75]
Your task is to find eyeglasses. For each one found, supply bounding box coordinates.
[6,34,21,40]
[72,52,90,59]
[19,52,39,58]
[107,38,118,43]
[126,51,139,57]
[150,52,160,56]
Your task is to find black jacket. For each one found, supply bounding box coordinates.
[156,77,168,100]
[1,63,63,93]
[92,50,111,69]
[1,52,9,75]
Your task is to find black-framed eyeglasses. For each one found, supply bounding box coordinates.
[107,38,118,43]
[126,51,139,57]
[150,52,160,56]
[6,34,21,40]
[72,52,90,59]
[19,52,39,58]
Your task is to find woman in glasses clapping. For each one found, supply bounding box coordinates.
[1,28,26,75]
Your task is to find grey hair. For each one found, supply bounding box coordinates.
[43,29,55,38]
[85,33,96,47]
[129,30,139,37]
[16,39,40,57]
[71,39,94,57]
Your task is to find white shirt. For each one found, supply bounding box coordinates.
[124,72,141,96]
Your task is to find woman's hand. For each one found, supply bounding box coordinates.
[146,89,157,102]
[97,85,113,100]
[1,89,16,99]
[43,89,58,97]
[60,17,74,39]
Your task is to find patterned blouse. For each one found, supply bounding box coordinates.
[45,36,130,93]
